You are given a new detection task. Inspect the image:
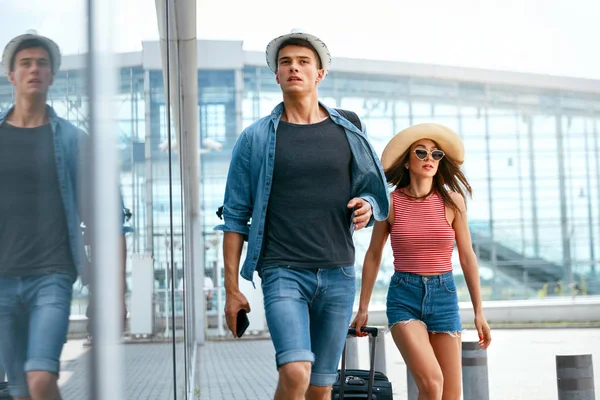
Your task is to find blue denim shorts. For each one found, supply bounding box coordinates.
[259,265,356,387]
[0,272,74,398]
[386,271,462,334]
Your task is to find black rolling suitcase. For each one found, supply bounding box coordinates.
[331,327,393,400]
[0,366,9,400]
[0,382,10,400]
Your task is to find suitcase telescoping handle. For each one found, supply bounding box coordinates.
[339,327,379,399]
[348,327,378,337]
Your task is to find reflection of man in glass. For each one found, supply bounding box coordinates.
[215,30,389,399]
[204,270,214,310]
[0,31,131,400]
[178,269,214,310]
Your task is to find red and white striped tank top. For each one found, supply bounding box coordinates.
[390,188,455,274]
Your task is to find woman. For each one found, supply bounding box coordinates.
[351,123,492,400]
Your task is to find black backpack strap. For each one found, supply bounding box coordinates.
[335,108,362,132]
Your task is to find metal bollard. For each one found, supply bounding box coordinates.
[462,341,489,400]
[345,335,360,369]
[406,369,419,400]
[370,328,387,374]
[556,354,595,400]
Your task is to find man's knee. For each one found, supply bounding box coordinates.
[306,384,332,400]
[278,362,311,391]
[27,371,57,396]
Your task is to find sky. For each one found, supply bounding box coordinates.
[0,0,598,80]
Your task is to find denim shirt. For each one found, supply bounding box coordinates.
[215,102,390,282]
[0,105,133,285]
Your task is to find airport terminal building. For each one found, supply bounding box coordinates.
[1,38,598,322]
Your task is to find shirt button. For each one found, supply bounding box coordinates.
[253,256,258,260]
[266,182,270,186]
[269,153,273,158]
[258,231,263,235]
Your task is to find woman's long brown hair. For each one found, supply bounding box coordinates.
[385,142,472,214]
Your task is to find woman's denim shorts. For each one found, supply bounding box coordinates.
[386,270,462,335]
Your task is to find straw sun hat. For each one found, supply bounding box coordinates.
[380,123,465,170]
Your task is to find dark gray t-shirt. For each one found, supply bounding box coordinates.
[0,122,75,277]
[260,117,355,269]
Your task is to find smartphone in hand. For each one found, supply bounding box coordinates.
[236,309,250,338]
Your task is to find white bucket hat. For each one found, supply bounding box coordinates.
[2,30,61,76]
[265,29,332,77]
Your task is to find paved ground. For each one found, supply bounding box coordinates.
[16,327,594,399]
[198,339,277,400]
[57,339,186,400]
[198,328,600,400]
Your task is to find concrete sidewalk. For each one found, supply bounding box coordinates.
[49,327,600,399]
[198,328,600,400]
[58,339,185,400]
[198,339,277,400]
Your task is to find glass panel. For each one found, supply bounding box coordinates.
[532,115,563,266]
[0,2,94,399]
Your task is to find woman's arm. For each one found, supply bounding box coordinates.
[450,192,491,347]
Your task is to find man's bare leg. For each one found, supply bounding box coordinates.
[27,371,60,400]
[274,362,311,400]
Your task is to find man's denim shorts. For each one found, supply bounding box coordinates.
[0,272,74,398]
[259,265,356,387]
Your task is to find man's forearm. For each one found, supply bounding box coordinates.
[223,232,244,294]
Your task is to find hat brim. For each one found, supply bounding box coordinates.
[380,123,465,170]
[2,34,61,76]
[265,32,331,77]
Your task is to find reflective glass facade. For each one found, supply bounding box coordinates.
[1,42,597,327]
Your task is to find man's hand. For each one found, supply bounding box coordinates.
[225,290,251,338]
[347,198,373,230]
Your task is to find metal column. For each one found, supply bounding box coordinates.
[526,115,541,257]
[234,68,244,137]
[144,70,154,254]
[483,95,496,264]
[584,120,596,276]
[155,0,201,397]
[556,114,572,283]
[594,117,600,277]
[86,0,124,398]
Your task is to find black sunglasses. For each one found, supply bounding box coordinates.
[414,148,445,161]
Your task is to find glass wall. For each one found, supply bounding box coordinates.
[4,50,598,319]
[1,24,598,397]
[0,1,200,396]
[241,66,600,301]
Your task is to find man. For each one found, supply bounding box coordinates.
[215,30,389,400]
[0,31,131,400]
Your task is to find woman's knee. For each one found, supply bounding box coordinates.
[414,369,444,398]
[441,378,461,400]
